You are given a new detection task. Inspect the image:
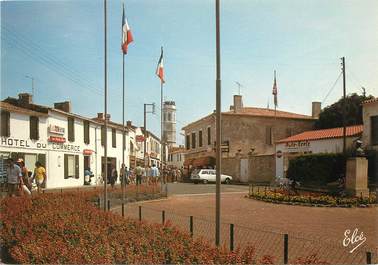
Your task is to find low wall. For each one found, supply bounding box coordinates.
[249,154,275,183]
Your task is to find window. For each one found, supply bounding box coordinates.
[29,116,39,140]
[286,128,293,137]
[101,126,105,146]
[0,111,10,137]
[266,126,272,145]
[112,128,116,148]
[168,113,172,121]
[68,117,75,142]
[191,132,196,149]
[64,154,79,179]
[207,127,211,145]
[84,121,90,144]
[186,135,190,150]
[371,116,378,145]
[199,130,203,147]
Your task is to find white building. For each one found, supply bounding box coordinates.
[0,93,135,188]
[167,146,185,169]
[275,125,363,178]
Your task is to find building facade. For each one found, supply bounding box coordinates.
[167,146,185,169]
[182,94,318,182]
[0,93,147,189]
[275,125,363,178]
[362,98,378,151]
[163,101,176,146]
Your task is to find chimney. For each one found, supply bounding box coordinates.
[233,95,243,113]
[126,120,132,128]
[97,113,110,120]
[18,93,33,107]
[54,101,72,113]
[312,102,321,118]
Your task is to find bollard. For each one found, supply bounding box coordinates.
[165,184,168,197]
[366,252,372,264]
[189,216,193,237]
[97,197,101,208]
[107,200,110,211]
[252,184,254,194]
[42,190,45,194]
[122,203,125,217]
[257,186,260,194]
[139,206,142,221]
[274,189,276,199]
[284,234,288,264]
[230,224,234,251]
[162,210,165,225]
[60,188,63,194]
[264,186,267,196]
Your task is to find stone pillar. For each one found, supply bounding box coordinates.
[345,157,369,197]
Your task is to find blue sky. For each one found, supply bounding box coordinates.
[1,0,378,144]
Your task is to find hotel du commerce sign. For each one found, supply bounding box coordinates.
[0,137,81,153]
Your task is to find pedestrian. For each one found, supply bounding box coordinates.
[17,159,32,194]
[84,168,93,185]
[32,161,46,194]
[150,164,159,186]
[135,164,143,186]
[110,166,118,188]
[120,164,129,188]
[6,158,22,197]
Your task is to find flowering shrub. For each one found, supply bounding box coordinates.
[249,189,377,206]
[1,192,277,264]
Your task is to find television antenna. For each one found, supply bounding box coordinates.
[235,81,243,95]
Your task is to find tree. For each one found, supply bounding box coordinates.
[315,93,374,129]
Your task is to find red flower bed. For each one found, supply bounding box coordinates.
[0,192,328,264]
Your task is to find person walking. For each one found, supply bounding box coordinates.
[120,164,129,188]
[17,159,32,194]
[150,164,159,186]
[32,161,46,194]
[135,164,143,186]
[6,158,22,197]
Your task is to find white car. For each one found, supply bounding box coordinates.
[191,169,233,184]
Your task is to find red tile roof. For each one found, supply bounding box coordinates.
[223,107,314,120]
[277,125,363,143]
[362,98,378,104]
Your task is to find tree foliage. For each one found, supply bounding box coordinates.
[315,93,374,129]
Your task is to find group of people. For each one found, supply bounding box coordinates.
[6,158,46,197]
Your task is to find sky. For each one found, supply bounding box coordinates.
[1,0,378,145]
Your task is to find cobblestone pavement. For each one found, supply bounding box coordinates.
[112,186,378,264]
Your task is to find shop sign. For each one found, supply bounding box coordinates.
[48,136,66,143]
[48,125,65,135]
[83,149,93,155]
[285,141,311,152]
[150,152,158,158]
[276,150,283,158]
[1,137,80,153]
[136,135,145,142]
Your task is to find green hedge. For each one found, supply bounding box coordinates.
[287,153,346,187]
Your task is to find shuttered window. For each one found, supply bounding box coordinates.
[101,126,105,146]
[0,111,10,137]
[191,132,196,149]
[186,135,190,150]
[112,128,116,148]
[83,121,90,144]
[29,116,39,140]
[371,116,378,145]
[64,154,79,179]
[199,130,203,147]
[68,117,75,142]
[207,127,211,145]
[266,126,272,145]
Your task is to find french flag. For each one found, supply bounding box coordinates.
[156,47,165,83]
[121,4,133,54]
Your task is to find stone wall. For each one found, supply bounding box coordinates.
[249,154,275,184]
[222,157,240,181]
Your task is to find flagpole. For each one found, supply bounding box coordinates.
[160,75,164,192]
[103,0,108,211]
[122,43,126,204]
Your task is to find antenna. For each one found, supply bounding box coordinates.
[361,87,366,97]
[235,81,243,95]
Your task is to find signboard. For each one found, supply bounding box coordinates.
[48,136,66,143]
[285,141,311,153]
[83,149,93,155]
[276,150,283,158]
[136,135,145,142]
[1,137,80,153]
[48,125,65,135]
[213,140,230,153]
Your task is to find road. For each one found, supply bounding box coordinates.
[112,183,378,264]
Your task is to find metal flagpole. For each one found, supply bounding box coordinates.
[215,0,221,247]
[122,4,126,204]
[161,81,164,192]
[103,0,108,211]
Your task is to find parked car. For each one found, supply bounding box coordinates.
[191,169,232,184]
